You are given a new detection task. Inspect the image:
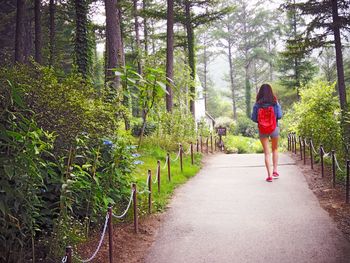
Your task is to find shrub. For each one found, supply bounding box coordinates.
[224,135,263,154]
[233,116,259,138]
[284,81,342,154]
[0,65,121,154]
[131,117,157,136]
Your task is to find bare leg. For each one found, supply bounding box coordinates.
[260,137,272,178]
[271,137,279,173]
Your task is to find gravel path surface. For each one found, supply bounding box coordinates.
[145,153,350,263]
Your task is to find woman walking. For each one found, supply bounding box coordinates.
[251,84,283,182]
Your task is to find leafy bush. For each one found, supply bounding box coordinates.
[224,135,263,154]
[284,81,342,154]
[0,65,121,153]
[1,84,57,262]
[131,117,157,136]
[233,116,259,138]
[0,68,136,261]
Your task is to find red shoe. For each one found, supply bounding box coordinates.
[272,172,279,179]
[266,176,273,182]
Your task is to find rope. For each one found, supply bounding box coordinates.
[75,212,109,262]
[310,141,319,155]
[112,189,134,219]
[162,157,168,169]
[138,174,151,195]
[153,168,159,184]
[171,148,181,162]
[61,256,67,263]
[334,154,344,172]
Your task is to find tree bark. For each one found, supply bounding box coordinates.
[34,0,42,64]
[133,0,142,75]
[74,0,89,78]
[245,68,251,117]
[227,40,237,120]
[166,0,174,112]
[203,35,208,112]
[15,0,26,63]
[49,0,55,67]
[331,0,347,112]
[185,0,195,117]
[105,0,122,88]
[143,0,148,55]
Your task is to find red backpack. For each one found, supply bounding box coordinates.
[258,106,276,134]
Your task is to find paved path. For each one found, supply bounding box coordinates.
[145,153,350,263]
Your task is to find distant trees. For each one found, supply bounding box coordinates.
[285,0,350,141]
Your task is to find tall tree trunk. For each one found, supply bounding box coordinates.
[292,0,300,99]
[15,0,26,63]
[203,35,208,112]
[34,0,42,64]
[166,0,174,112]
[185,0,195,117]
[133,0,142,75]
[331,0,347,112]
[245,67,251,117]
[74,0,89,78]
[118,6,125,66]
[267,38,273,82]
[143,0,148,55]
[242,2,251,117]
[227,41,237,120]
[49,0,55,67]
[331,0,348,144]
[105,0,122,88]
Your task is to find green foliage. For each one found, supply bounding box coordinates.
[0,64,121,153]
[224,135,263,154]
[131,117,157,137]
[0,82,57,262]
[0,67,136,261]
[284,81,342,153]
[233,115,259,138]
[143,109,197,152]
[133,143,202,212]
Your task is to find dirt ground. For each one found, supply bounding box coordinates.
[78,153,350,262]
[78,213,166,263]
[290,153,350,242]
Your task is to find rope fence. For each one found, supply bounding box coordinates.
[61,134,218,263]
[287,133,350,204]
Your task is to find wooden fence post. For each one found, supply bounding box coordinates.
[132,183,138,233]
[108,207,114,263]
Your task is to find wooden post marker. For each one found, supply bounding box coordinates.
[132,183,138,233]
[157,160,161,193]
[108,207,114,263]
[167,153,171,182]
[191,142,194,165]
[331,150,336,188]
[320,145,324,178]
[180,144,183,172]
[66,246,72,263]
[148,169,152,213]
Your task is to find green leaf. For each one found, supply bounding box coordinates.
[156,81,169,94]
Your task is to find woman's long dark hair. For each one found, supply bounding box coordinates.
[256,83,277,104]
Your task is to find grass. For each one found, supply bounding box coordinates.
[131,143,202,215]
